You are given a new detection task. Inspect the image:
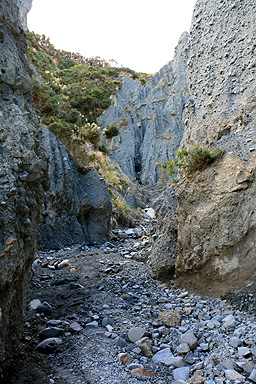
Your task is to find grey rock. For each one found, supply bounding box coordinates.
[238,347,251,356]
[128,327,145,342]
[40,327,63,339]
[173,367,190,381]
[229,337,243,348]
[225,369,245,382]
[168,357,186,368]
[28,299,41,311]
[35,338,63,353]
[85,321,98,328]
[98,33,189,187]
[177,343,190,354]
[249,368,256,382]
[179,330,198,350]
[102,317,114,327]
[152,347,174,366]
[127,363,144,370]
[0,0,47,368]
[115,336,127,348]
[70,322,83,332]
[37,302,52,316]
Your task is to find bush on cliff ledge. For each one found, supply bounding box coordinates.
[163,146,222,178]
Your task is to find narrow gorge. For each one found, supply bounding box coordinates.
[0,0,256,382]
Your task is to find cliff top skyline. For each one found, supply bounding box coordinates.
[27,0,196,73]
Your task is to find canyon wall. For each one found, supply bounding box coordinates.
[98,33,189,186]
[99,0,256,294]
[0,0,112,370]
[39,126,111,249]
[0,0,46,368]
[175,0,256,294]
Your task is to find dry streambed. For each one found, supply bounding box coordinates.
[4,228,256,384]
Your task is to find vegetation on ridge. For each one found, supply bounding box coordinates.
[26,31,146,225]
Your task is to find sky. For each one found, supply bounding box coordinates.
[27,0,197,74]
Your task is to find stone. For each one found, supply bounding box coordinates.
[238,347,251,357]
[249,368,256,382]
[127,363,144,370]
[177,343,190,354]
[118,353,133,366]
[102,317,114,327]
[130,368,154,378]
[115,337,127,348]
[37,302,52,316]
[173,367,190,381]
[35,338,63,353]
[189,374,204,384]
[40,327,63,339]
[225,369,245,382]
[56,259,70,269]
[135,337,153,358]
[28,299,41,311]
[229,336,243,348]
[70,322,83,332]
[179,330,198,350]
[128,327,145,342]
[85,321,98,328]
[152,348,174,366]
[168,357,186,368]
[158,310,181,327]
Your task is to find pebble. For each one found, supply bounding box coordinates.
[85,321,98,328]
[249,368,256,382]
[118,353,133,365]
[177,342,190,354]
[158,310,181,327]
[128,327,145,342]
[35,337,63,353]
[152,347,174,366]
[56,259,70,269]
[40,327,63,339]
[225,369,245,382]
[173,366,190,381]
[36,302,52,316]
[28,299,41,311]
[70,322,83,332]
[115,336,127,347]
[179,330,198,350]
[135,337,153,358]
[229,336,243,348]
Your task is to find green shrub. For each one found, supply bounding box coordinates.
[163,146,222,177]
[104,124,119,139]
[98,144,109,153]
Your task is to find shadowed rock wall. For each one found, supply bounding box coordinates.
[0,0,46,369]
[39,126,111,249]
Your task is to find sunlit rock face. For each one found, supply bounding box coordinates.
[98,33,189,187]
[175,0,256,294]
[0,0,46,369]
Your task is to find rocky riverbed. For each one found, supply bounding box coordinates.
[3,223,256,384]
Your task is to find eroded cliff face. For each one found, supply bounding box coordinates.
[98,33,189,186]
[0,0,46,368]
[184,0,256,146]
[174,0,256,294]
[39,126,111,249]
